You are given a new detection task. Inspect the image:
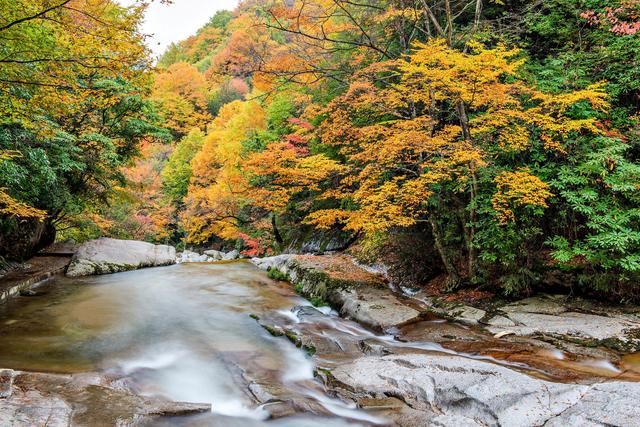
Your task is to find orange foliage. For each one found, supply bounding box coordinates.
[152,62,210,135]
[185,100,267,242]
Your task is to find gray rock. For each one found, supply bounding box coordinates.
[0,370,210,427]
[334,287,420,331]
[543,382,640,427]
[330,353,640,427]
[487,296,640,348]
[451,305,486,325]
[222,249,240,260]
[253,255,419,331]
[485,315,517,328]
[66,238,175,277]
[502,296,568,315]
[0,369,13,398]
[252,254,296,275]
[204,250,224,260]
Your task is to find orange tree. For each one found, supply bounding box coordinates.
[246,39,608,290]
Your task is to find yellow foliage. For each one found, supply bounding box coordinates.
[0,189,46,219]
[300,39,606,234]
[492,170,553,223]
[152,62,210,135]
[185,100,266,242]
[0,152,46,219]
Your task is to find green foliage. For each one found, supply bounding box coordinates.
[268,267,290,281]
[547,137,640,282]
[209,10,233,30]
[162,128,206,204]
[207,81,246,116]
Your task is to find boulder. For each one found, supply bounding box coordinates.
[204,249,224,260]
[66,238,175,277]
[222,249,240,260]
[334,287,421,331]
[329,353,640,427]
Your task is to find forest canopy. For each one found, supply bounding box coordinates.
[1,0,639,299]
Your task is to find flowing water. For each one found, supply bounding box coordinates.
[0,261,386,426]
[1,261,638,426]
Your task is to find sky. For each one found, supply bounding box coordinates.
[117,0,239,57]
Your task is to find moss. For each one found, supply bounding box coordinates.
[267,267,289,281]
[285,330,299,345]
[534,333,639,353]
[249,313,260,320]
[260,324,284,337]
[310,296,328,308]
[303,344,317,356]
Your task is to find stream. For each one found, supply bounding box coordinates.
[1,261,639,426]
[0,261,387,426]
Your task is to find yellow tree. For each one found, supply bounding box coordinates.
[185,100,266,242]
[0,0,151,133]
[152,62,210,136]
[301,39,608,287]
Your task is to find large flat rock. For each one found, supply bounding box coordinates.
[66,238,176,277]
[485,296,640,350]
[252,255,420,331]
[0,369,210,426]
[330,353,640,427]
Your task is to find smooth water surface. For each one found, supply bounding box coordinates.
[0,262,378,426]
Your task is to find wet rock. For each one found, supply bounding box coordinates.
[0,369,13,398]
[485,296,640,351]
[329,353,640,427]
[334,287,420,331]
[66,238,175,277]
[0,370,210,426]
[252,255,420,331]
[359,339,392,356]
[259,307,363,356]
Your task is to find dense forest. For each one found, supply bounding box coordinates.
[1,0,639,299]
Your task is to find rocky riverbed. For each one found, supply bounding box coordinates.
[250,253,640,425]
[3,242,640,426]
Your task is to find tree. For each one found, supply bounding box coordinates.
[152,62,210,137]
[299,39,607,288]
[162,128,205,204]
[185,100,266,242]
[0,0,163,259]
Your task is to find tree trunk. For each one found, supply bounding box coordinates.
[271,214,283,245]
[474,0,483,30]
[444,0,454,46]
[456,100,477,279]
[428,213,461,290]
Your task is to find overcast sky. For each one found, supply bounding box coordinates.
[117,0,239,57]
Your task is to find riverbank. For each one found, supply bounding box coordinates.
[252,253,640,387]
[3,242,640,425]
[251,254,640,425]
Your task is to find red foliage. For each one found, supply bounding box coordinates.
[238,232,261,256]
[581,2,640,35]
[288,117,315,130]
